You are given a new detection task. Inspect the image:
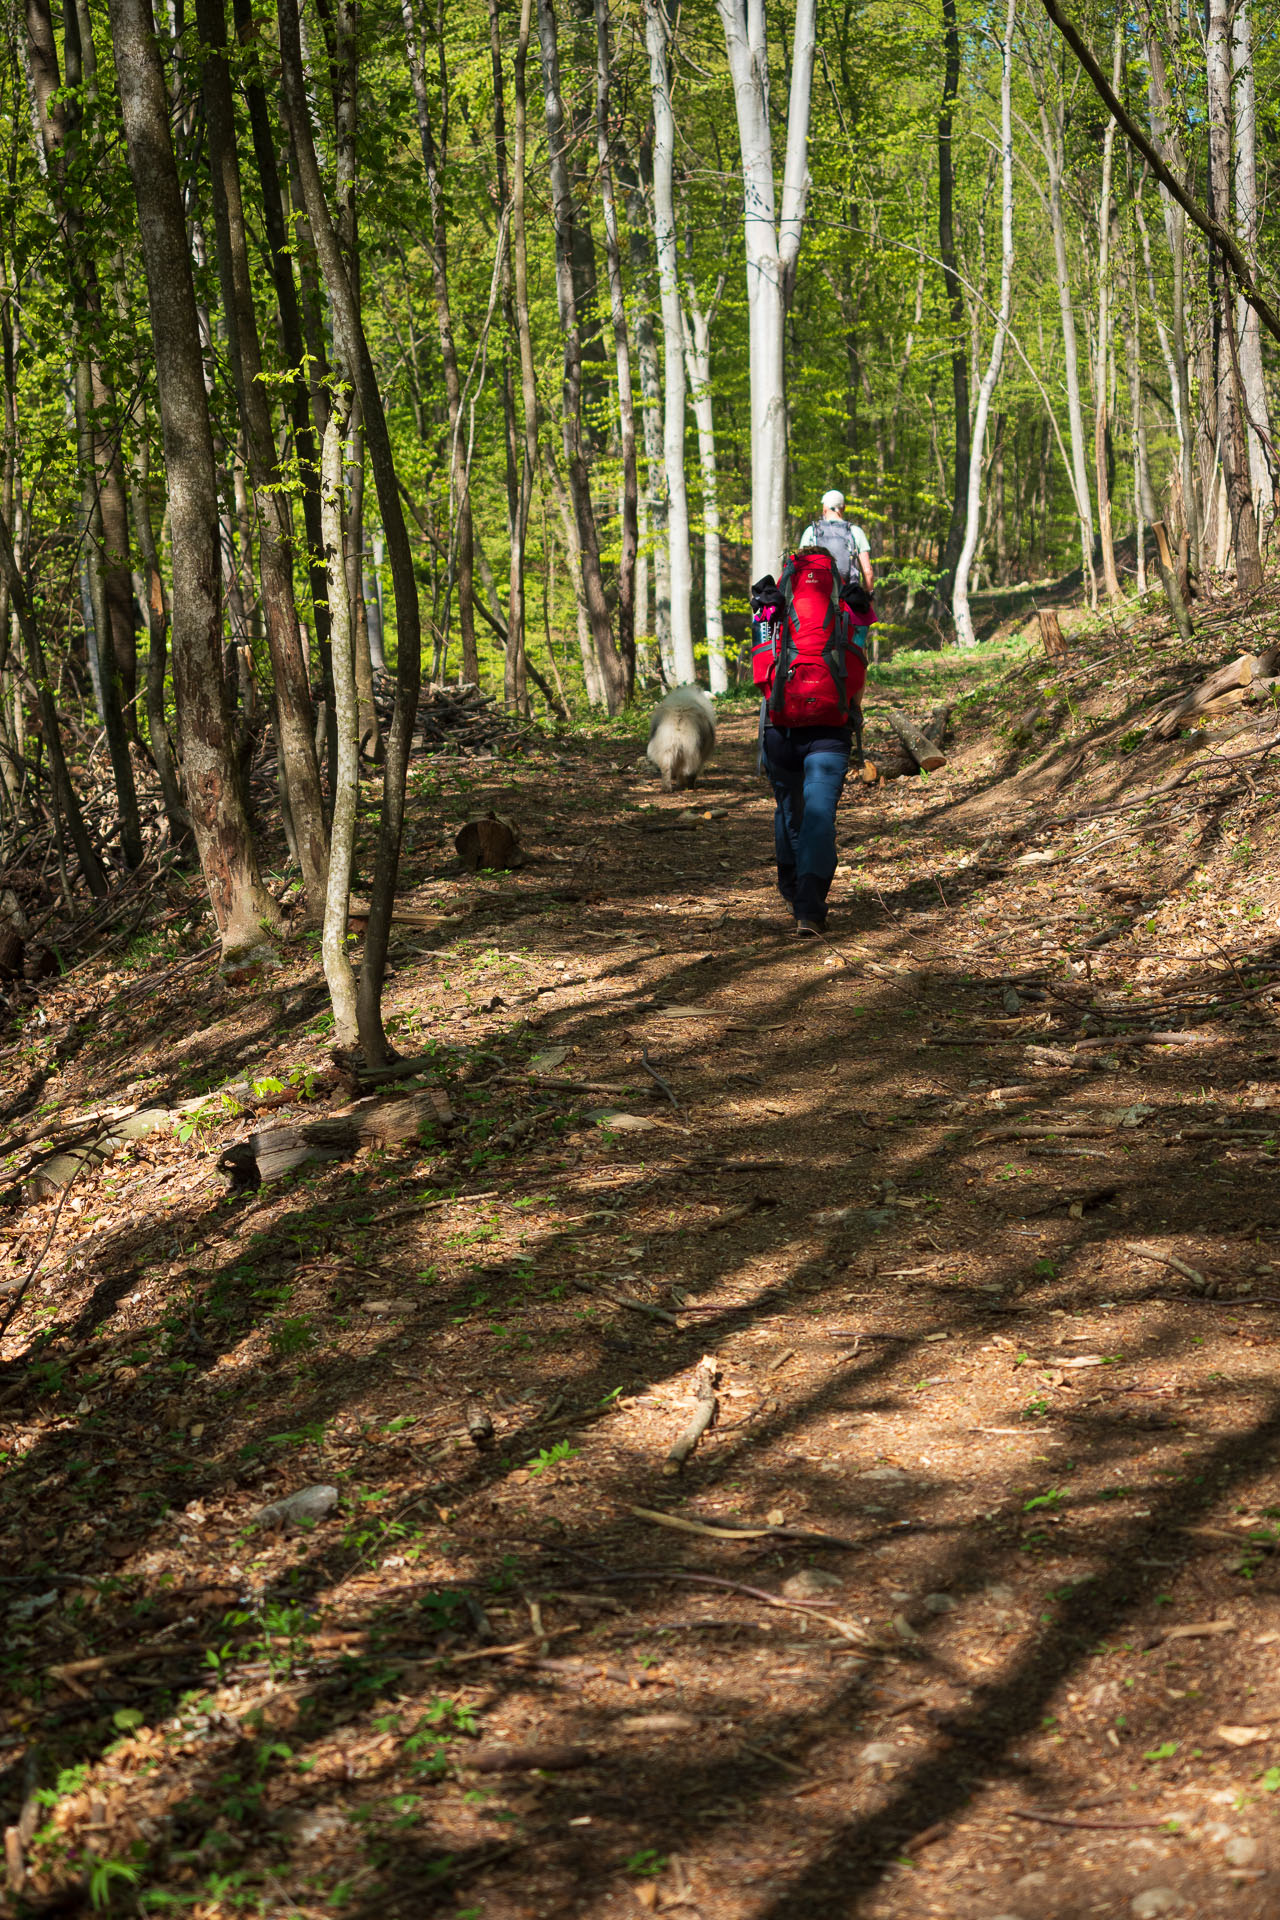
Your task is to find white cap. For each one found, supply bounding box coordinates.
[821,488,845,511]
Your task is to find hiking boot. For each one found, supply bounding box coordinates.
[795,917,824,938]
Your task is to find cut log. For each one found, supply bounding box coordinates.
[1151,650,1278,739]
[1038,610,1067,660]
[922,702,953,747]
[887,710,946,773]
[217,1090,442,1189]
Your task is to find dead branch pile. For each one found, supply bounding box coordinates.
[373,676,533,758]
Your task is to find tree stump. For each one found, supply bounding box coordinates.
[1038,610,1067,660]
[455,813,521,872]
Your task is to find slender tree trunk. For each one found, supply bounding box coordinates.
[402,0,479,685]
[123,396,187,839]
[1206,0,1262,592]
[486,0,528,713]
[232,0,334,768]
[595,0,636,694]
[197,0,329,912]
[1144,22,1200,573]
[643,0,694,685]
[26,0,143,866]
[682,284,726,693]
[1040,108,1096,601]
[109,0,280,954]
[626,167,672,679]
[535,0,626,711]
[932,0,969,614]
[716,0,817,580]
[278,0,422,1062]
[0,503,107,895]
[952,0,1015,650]
[319,400,359,1048]
[1230,0,1273,520]
[1093,25,1122,604]
[507,0,540,714]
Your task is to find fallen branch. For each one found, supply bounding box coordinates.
[1125,1241,1206,1289]
[1011,1809,1168,1833]
[663,1356,719,1474]
[626,1503,858,1548]
[568,1564,873,1644]
[640,1048,681,1110]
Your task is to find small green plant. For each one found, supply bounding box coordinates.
[1032,1257,1058,1279]
[1143,1741,1178,1763]
[403,1698,479,1778]
[88,1857,140,1910]
[251,1075,285,1098]
[625,1849,668,1878]
[527,1439,579,1475]
[268,1316,314,1359]
[1023,1488,1067,1512]
[1258,1767,1280,1792]
[177,1104,215,1145]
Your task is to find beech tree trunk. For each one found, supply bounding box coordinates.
[109,0,280,956]
[1206,0,1262,593]
[595,0,637,692]
[505,0,540,714]
[1092,25,1122,605]
[319,401,360,1049]
[535,0,627,711]
[1230,0,1273,518]
[644,0,695,686]
[952,0,1015,651]
[682,283,727,694]
[1144,23,1201,572]
[278,0,422,1062]
[197,0,329,914]
[626,167,673,680]
[716,0,817,582]
[932,0,970,614]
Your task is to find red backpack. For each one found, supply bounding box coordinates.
[751,549,867,727]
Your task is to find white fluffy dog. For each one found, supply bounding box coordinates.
[646,685,716,791]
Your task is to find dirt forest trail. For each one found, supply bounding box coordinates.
[3,630,1280,1920]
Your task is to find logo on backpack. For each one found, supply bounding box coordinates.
[751,549,869,728]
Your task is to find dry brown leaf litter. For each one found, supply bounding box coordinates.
[1,588,1280,1918]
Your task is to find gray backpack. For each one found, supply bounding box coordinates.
[801,516,859,583]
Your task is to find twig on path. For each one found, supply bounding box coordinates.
[1125,1241,1206,1288]
[640,1048,681,1110]
[663,1356,719,1473]
[571,1277,680,1326]
[626,1504,859,1548]
[562,1562,873,1644]
[1010,1809,1170,1833]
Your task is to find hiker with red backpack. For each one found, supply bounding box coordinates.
[751,493,876,937]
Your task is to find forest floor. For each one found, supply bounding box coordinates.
[3,581,1280,1920]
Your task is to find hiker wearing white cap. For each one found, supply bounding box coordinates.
[799,489,874,591]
